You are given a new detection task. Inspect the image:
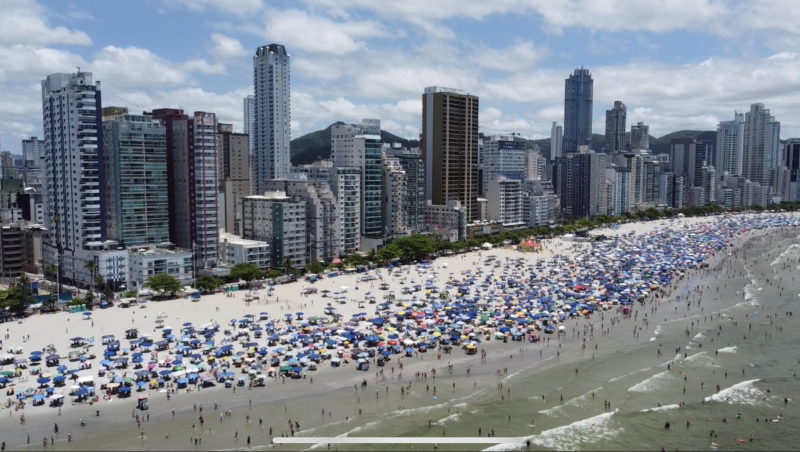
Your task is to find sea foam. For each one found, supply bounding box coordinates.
[716,346,737,354]
[640,404,681,413]
[538,387,603,416]
[704,379,763,405]
[482,411,619,451]
[628,371,672,393]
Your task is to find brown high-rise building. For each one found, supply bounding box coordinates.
[216,124,250,236]
[421,87,479,222]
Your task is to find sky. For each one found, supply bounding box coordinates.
[1,0,800,154]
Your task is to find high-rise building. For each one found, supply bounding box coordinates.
[384,145,426,234]
[264,177,340,264]
[487,176,524,227]
[382,157,408,239]
[331,119,383,241]
[297,161,362,256]
[252,44,291,194]
[21,137,44,187]
[147,109,219,268]
[550,122,563,161]
[525,146,546,181]
[481,135,526,196]
[41,72,127,289]
[604,101,626,153]
[243,95,255,155]
[422,86,479,222]
[715,112,745,177]
[216,123,250,236]
[742,103,780,187]
[563,68,593,153]
[242,191,307,268]
[102,111,170,247]
[555,148,608,218]
[630,122,650,150]
[670,137,703,187]
[781,139,800,203]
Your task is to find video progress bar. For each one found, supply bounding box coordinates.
[280,437,524,444]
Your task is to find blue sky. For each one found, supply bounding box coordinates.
[1,0,800,154]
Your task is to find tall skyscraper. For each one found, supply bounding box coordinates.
[102,111,170,247]
[243,94,255,155]
[742,103,780,186]
[563,68,593,153]
[148,109,219,268]
[216,123,250,236]
[252,44,291,194]
[41,72,126,289]
[670,137,702,187]
[604,101,626,153]
[481,135,526,196]
[555,148,607,218]
[629,122,650,150]
[422,86,479,222]
[715,112,745,177]
[550,122,563,161]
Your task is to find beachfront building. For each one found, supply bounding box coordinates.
[382,156,408,239]
[424,200,467,242]
[216,123,250,236]
[523,180,556,227]
[563,68,593,153]
[297,161,362,256]
[487,176,524,227]
[127,245,194,293]
[550,122,563,162]
[607,166,632,216]
[604,101,627,153]
[263,177,340,264]
[331,119,383,246]
[147,109,219,269]
[0,222,46,283]
[102,110,170,247]
[422,87,480,222]
[219,231,270,271]
[554,147,608,219]
[659,172,685,209]
[481,135,526,197]
[384,145,426,234]
[242,191,307,269]
[252,44,291,193]
[41,71,127,290]
[780,139,800,202]
[629,122,650,151]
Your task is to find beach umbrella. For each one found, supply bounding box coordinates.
[37,377,51,385]
[83,312,92,317]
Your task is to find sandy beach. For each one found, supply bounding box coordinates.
[2,213,799,451]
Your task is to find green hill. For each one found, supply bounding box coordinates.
[290,123,420,166]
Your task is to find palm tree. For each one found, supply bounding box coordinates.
[84,260,98,298]
[44,264,57,292]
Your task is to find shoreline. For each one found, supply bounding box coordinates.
[2,213,800,451]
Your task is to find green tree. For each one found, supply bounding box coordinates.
[305,261,325,274]
[282,259,299,276]
[265,269,283,279]
[123,290,138,298]
[193,274,223,293]
[344,254,368,267]
[229,263,263,285]
[44,264,57,292]
[0,275,35,313]
[143,273,182,297]
[375,243,400,262]
[392,235,434,261]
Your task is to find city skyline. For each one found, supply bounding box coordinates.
[2,0,800,155]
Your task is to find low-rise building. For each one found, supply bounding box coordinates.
[127,245,194,293]
[219,231,270,270]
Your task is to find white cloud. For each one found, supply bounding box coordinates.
[472,41,548,71]
[0,0,92,46]
[91,46,224,87]
[0,45,84,81]
[209,33,248,60]
[258,9,391,55]
[182,58,226,75]
[169,0,263,16]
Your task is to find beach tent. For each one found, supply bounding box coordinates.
[481,243,493,249]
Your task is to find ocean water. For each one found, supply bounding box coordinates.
[10,228,800,451]
[283,228,800,452]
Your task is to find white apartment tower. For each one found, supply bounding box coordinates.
[253,44,291,194]
[243,94,255,155]
[716,112,745,177]
[41,72,126,289]
[550,122,563,161]
[742,103,780,187]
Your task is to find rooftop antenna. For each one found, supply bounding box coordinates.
[76,66,81,73]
